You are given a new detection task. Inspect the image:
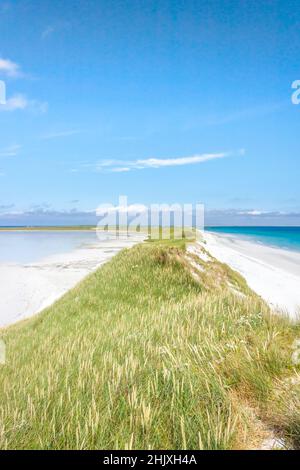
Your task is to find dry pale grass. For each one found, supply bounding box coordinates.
[0,239,299,449]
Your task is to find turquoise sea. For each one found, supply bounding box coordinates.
[206,226,300,253]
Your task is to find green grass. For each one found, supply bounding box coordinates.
[0,238,299,449]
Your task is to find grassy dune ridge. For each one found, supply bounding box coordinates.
[0,238,300,449]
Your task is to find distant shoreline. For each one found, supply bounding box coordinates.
[0,226,97,231]
[1,224,299,231]
[0,233,145,328]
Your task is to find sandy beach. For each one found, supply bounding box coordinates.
[0,234,144,328]
[2,229,299,328]
[202,231,300,319]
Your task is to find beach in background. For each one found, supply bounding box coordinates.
[206,226,300,252]
[203,228,300,318]
[1,227,300,328]
[0,230,144,328]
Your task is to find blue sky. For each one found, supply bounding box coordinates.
[0,0,300,225]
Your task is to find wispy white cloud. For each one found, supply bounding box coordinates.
[40,129,82,140]
[237,209,292,217]
[206,102,286,126]
[0,144,21,158]
[41,21,71,40]
[238,210,265,216]
[110,167,131,173]
[0,57,22,78]
[0,94,27,111]
[41,26,55,39]
[0,206,96,219]
[133,152,228,169]
[0,93,48,113]
[92,151,236,173]
[0,204,14,213]
[183,102,287,132]
[0,58,46,112]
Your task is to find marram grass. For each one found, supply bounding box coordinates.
[0,239,300,449]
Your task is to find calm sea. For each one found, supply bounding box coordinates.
[0,230,104,264]
[206,226,300,253]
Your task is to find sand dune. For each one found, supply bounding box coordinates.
[202,231,300,319]
[2,229,299,328]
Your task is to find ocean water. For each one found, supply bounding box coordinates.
[0,230,105,264]
[206,226,300,253]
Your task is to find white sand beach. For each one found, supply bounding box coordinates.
[2,229,299,328]
[0,234,144,328]
[202,231,300,319]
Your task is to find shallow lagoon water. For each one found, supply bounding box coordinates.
[0,230,109,264]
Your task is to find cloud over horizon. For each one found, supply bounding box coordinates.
[0,144,21,157]
[1,204,300,227]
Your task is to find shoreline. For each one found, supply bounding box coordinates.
[1,228,300,328]
[0,234,144,328]
[202,230,300,319]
